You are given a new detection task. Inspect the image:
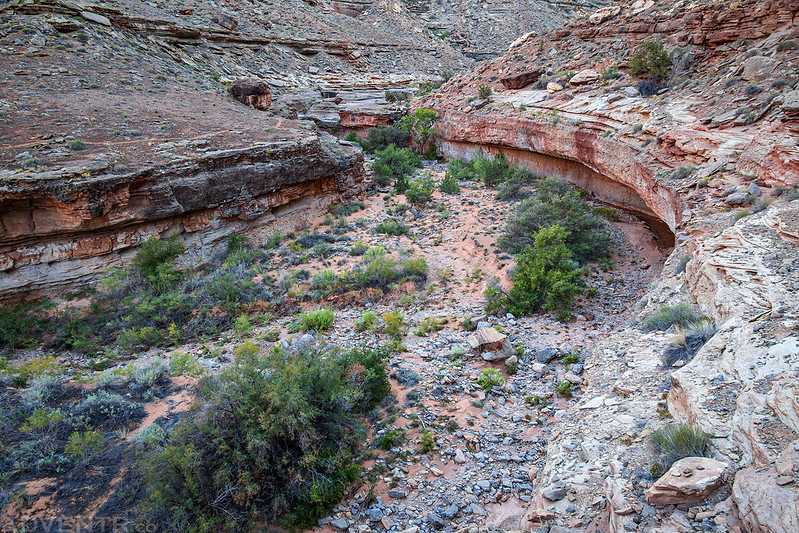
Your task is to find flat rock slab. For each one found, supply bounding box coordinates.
[646,457,728,505]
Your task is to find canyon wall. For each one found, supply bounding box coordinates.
[0,134,364,296]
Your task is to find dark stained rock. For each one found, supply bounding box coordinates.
[231,78,272,111]
[500,70,541,90]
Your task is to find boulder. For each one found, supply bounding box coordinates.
[725,191,750,205]
[500,70,541,90]
[467,327,515,361]
[547,81,563,93]
[741,56,778,82]
[230,78,272,111]
[645,457,728,505]
[212,13,238,31]
[569,69,600,86]
[782,90,799,120]
[589,6,620,24]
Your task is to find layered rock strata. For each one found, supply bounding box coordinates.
[0,134,364,296]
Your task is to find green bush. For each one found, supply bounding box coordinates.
[506,225,587,321]
[379,429,404,450]
[371,144,422,190]
[405,175,435,207]
[65,429,105,459]
[439,173,461,194]
[67,139,86,150]
[382,310,405,339]
[398,108,438,155]
[363,126,409,153]
[400,257,428,281]
[650,423,709,468]
[643,303,701,332]
[555,380,574,397]
[375,219,410,236]
[312,269,339,298]
[445,159,476,181]
[139,342,390,529]
[629,40,671,79]
[499,177,612,263]
[476,368,505,392]
[420,429,436,453]
[302,308,335,332]
[356,311,378,332]
[600,64,621,81]
[477,84,492,98]
[495,167,539,201]
[473,153,512,187]
[132,233,185,278]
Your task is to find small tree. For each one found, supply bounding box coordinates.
[506,225,587,321]
[399,108,439,156]
[629,40,671,79]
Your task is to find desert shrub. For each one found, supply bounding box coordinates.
[363,126,409,153]
[333,202,366,217]
[19,407,65,433]
[776,39,795,52]
[671,166,696,180]
[20,375,65,409]
[477,84,492,98]
[629,40,671,79]
[483,277,506,316]
[405,175,435,207]
[375,219,410,237]
[593,207,621,221]
[420,429,436,453]
[555,380,574,397]
[476,368,505,392]
[744,83,762,96]
[400,257,428,282]
[356,311,378,332]
[499,177,611,263]
[663,321,718,367]
[495,167,539,201]
[312,270,339,299]
[139,342,390,529]
[382,310,405,339]
[445,158,476,181]
[398,108,438,155]
[349,240,369,256]
[65,429,105,459]
[301,308,335,332]
[416,316,446,336]
[67,139,86,150]
[9,355,61,388]
[643,304,701,332]
[351,255,401,290]
[169,352,204,377]
[70,390,145,430]
[371,144,422,189]
[132,233,185,278]
[600,64,621,81]
[506,225,587,321]
[379,428,404,450]
[473,153,512,187]
[0,300,50,351]
[439,173,461,194]
[131,357,170,389]
[650,423,709,468]
[233,314,252,336]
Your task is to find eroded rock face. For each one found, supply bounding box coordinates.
[733,466,799,533]
[500,71,541,90]
[0,134,364,296]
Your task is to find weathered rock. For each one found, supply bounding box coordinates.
[568,69,600,86]
[80,11,111,26]
[212,13,238,30]
[725,191,750,205]
[535,347,559,364]
[500,71,541,90]
[645,457,728,505]
[733,466,799,533]
[230,78,272,111]
[546,81,563,93]
[331,518,349,531]
[782,90,799,121]
[542,482,568,501]
[741,56,778,82]
[589,6,620,24]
